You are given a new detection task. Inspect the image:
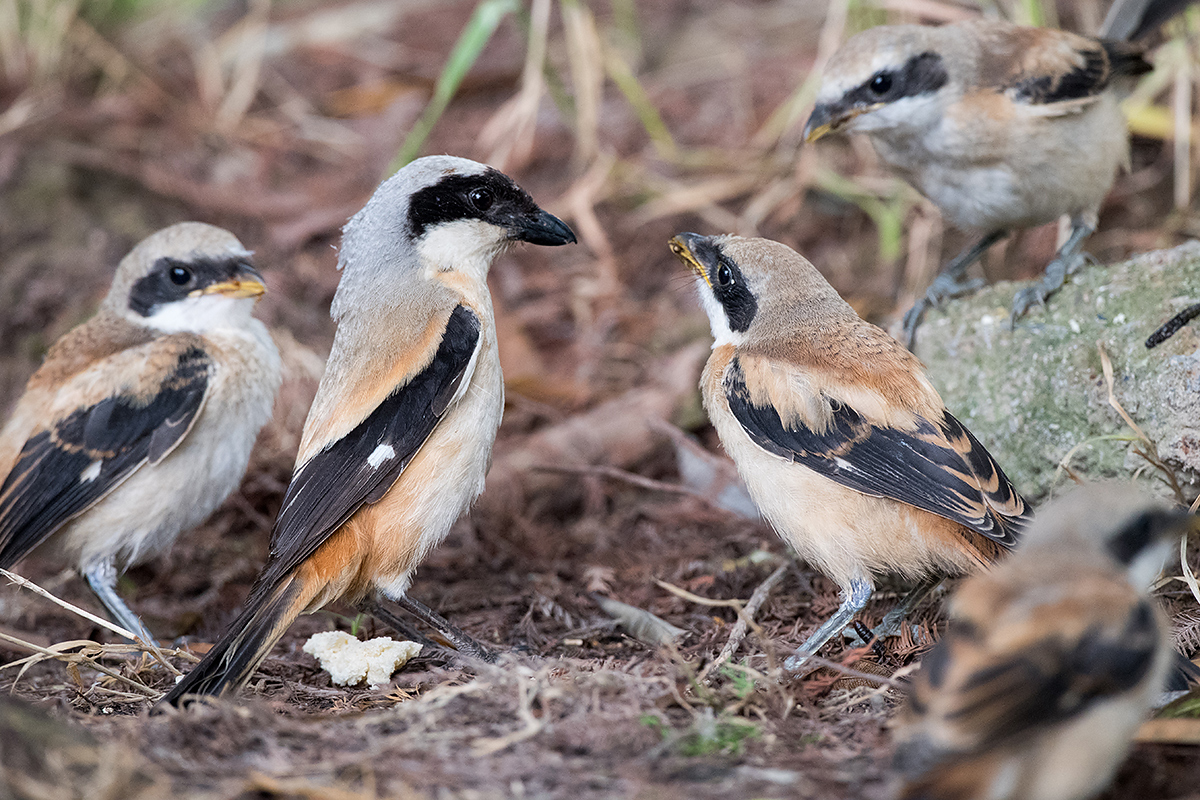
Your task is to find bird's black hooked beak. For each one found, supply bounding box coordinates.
[508,208,577,246]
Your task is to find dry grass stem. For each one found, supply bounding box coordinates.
[531,462,715,502]
[699,562,789,682]
[0,569,183,674]
[214,0,272,132]
[562,0,605,168]
[1097,342,1186,503]
[478,0,550,170]
[1,568,135,640]
[798,655,903,689]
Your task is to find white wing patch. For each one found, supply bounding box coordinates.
[834,457,861,474]
[80,460,103,483]
[368,444,396,469]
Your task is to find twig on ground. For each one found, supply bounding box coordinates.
[698,563,789,683]
[0,634,161,698]
[1,569,133,640]
[795,655,903,690]
[0,569,179,674]
[531,463,714,503]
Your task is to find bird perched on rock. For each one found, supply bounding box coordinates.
[669,233,1031,674]
[805,8,1177,344]
[161,156,576,705]
[893,483,1193,800]
[0,223,281,644]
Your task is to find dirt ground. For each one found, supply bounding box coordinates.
[1,1,1199,798]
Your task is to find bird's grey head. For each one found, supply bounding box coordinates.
[332,155,575,320]
[804,24,953,142]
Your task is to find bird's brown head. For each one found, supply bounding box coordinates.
[670,233,857,349]
[1024,483,1199,591]
[106,223,267,330]
[805,24,951,142]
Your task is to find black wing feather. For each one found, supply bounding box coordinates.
[253,305,481,596]
[1012,41,1151,105]
[725,358,1025,544]
[948,600,1160,742]
[0,347,210,567]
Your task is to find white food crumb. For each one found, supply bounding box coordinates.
[1069,319,1081,334]
[302,630,421,687]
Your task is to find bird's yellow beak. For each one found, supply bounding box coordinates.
[804,120,836,143]
[803,103,879,143]
[669,235,711,288]
[198,276,267,300]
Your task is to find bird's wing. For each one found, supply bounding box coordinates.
[897,589,1161,775]
[724,353,1029,544]
[258,305,481,588]
[0,343,211,566]
[988,28,1151,108]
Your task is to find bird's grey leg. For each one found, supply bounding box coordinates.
[355,596,447,655]
[848,576,943,645]
[902,230,1008,349]
[783,576,873,676]
[384,592,497,663]
[1011,215,1095,323]
[83,558,157,645]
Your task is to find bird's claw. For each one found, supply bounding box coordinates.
[1010,249,1085,325]
[901,275,986,349]
[901,299,932,348]
[1010,284,1048,324]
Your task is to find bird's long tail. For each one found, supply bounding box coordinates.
[158,574,311,707]
[1167,650,1200,692]
[1100,0,1194,42]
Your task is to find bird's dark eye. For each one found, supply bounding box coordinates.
[869,72,893,95]
[716,263,733,287]
[468,187,494,212]
[168,266,192,285]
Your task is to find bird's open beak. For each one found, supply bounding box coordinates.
[510,209,578,246]
[668,233,712,289]
[803,102,878,143]
[199,264,267,299]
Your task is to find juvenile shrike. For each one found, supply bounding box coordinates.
[0,223,281,643]
[894,483,1191,800]
[806,12,1168,344]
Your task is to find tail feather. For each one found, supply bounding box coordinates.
[158,576,306,707]
[1166,650,1200,692]
[1100,0,1194,42]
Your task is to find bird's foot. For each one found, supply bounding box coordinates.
[782,650,820,678]
[1010,283,1050,322]
[1010,250,1089,325]
[902,273,987,349]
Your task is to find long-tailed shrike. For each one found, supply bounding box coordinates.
[162,156,575,705]
[669,232,1031,674]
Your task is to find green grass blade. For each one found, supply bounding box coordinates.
[390,0,518,172]
[604,42,676,160]
[815,168,909,264]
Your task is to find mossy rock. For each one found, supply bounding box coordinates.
[913,241,1200,503]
